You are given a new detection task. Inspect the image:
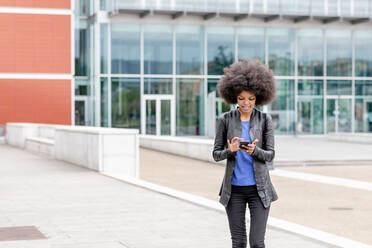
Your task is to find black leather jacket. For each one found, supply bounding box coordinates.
[212,107,278,208]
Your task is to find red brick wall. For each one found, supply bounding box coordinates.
[0,9,72,127]
[0,14,71,73]
[0,0,70,9]
[0,79,71,125]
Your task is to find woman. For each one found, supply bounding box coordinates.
[212,59,278,248]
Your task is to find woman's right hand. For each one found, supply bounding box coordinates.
[227,137,242,152]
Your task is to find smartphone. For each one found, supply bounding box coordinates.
[239,141,250,150]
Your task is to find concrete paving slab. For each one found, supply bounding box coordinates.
[0,144,336,248]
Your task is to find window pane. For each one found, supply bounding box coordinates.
[176,78,204,135]
[298,29,323,76]
[100,78,108,127]
[326,30,352,76]
[111,24,140,74]
[207,26,235,75]
[144,78,172,94]
[355,81,372,132]
[297,80,324,134]
[237,27,265,63]
[268,80,295,134]
[355,31,372,77]
[75,79,89,96]
[327,80,352,95]
[111,78,141,129]
[75,19,89,76]
[100,24,108,74]
[298,80,323,96]
[176,25,204,75]
[144,25,172,74]
[268,28,295,76]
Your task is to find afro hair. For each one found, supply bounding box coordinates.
[217,59,276,106]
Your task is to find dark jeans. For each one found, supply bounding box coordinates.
[225,185,270,248]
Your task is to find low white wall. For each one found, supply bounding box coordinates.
[140,135,224,165]
[6,123,139,178]
[328,132,372,144]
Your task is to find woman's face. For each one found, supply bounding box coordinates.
[237,90,256,113]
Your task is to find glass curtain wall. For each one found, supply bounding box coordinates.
[176,25,204,75]
[268,28,295,76]
[355,31,372,77]
[111,24,140,74]
[355,81,372,133]
[144,25,173,74]
[176,79,204,136]
[237,27,265,63]
[75,19,90,76]
[207,26,235,75]
[326,30,352,76]
[97,21,372,135]
[297,29,323,76]
[111,78,141,129]
[297,80,324,134]
[268,80,295,134]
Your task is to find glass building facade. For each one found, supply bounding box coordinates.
[75,0,372,136]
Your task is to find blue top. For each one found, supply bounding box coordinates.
[231,120,256,186]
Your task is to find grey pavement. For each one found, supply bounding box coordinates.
[0,144,336,248]
[274,136,372,164]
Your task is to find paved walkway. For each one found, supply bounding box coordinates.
[140,147,372,246]
[0,144,335,248]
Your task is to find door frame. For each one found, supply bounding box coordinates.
[325,95,353,134]
[142,95,175,136]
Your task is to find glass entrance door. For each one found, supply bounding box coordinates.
[326,97,352,133]
[75,99,87,126]
[365,101,372,132]
[144,96,173,135]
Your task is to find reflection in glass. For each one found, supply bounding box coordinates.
[144,25,172,74]
[75,79,89,96]
[297,29,323,76]
[355,31,372,77]
[268,80,295,134]
[100,24,108,74]
[111,24,140,74]
[326,30,352,76]
[268,28,295,76]
[111,78,140,129]
[327,98,352,133]
[161,100,171,135]
[237,27,265,63]
[297,80,324,134]
[355,81,372,132]
[327,80,352,95]
[176,79,204,135]
[146,100,156,135]
[326,99,336,133]
[144,78,172,94]
[75,19,89,76]
[208,78,231,126]
[100,78,108,127]
[207,27,235,75]
[176,25,204,75]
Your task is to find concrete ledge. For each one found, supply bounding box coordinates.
[140,135,224,165]
[6,123,140,178]
[25,137,55,157]
[328,132,372,144]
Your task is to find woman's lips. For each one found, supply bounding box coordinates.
[241,106,250,110]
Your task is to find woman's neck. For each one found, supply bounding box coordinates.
[239,109,252,121]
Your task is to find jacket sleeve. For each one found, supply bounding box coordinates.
[212,115,235,162]
[252,113,275,162]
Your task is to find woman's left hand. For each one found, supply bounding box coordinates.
[242,139,259,155]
